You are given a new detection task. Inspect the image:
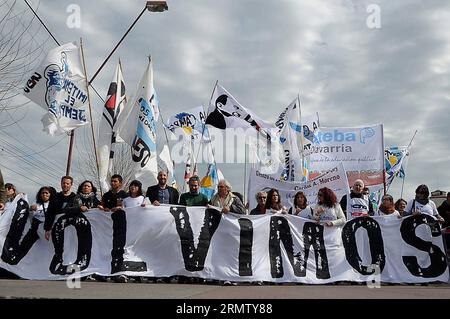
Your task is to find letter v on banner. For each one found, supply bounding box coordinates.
[170,206,222,271]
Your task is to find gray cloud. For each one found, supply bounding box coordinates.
[1,0,449,202]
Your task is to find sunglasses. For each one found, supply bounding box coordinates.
[258,196,267,199]
[41,192,50,195]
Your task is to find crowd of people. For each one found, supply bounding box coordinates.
[0,169,449,285]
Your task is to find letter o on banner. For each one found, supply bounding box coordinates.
[49,214,92,275]
[342,217,386,275]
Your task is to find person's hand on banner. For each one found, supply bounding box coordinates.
[45,230,51,241]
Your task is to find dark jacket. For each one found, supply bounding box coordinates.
[101,190,128,209]
[250,206,266,215]
[75,193,100,209]
[44,192,80,231]
[0,169,5,204]
[438,201,450,228]
[145,185,179,205]
[179,192,209,206]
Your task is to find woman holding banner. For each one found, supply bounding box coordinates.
[265,189,288,214]
[314,187,346,227]
[288,191,313,218]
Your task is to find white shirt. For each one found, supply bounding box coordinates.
[405,199,439,216]
[377,209,401,218]
[33,202,48,222]
[122,195,145,208]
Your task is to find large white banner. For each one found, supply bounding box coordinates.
[248,164,350,211]
[22,42,88,135]
[307,124,385,189]
[1,196,447,283]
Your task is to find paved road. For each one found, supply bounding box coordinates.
[0,279,449,299]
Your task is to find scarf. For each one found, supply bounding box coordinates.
[210,192,235,209]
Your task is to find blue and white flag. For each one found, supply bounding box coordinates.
[200,163,219,200]
[385,146,409,190]
[22,42,89,135]
[275,98,303,182]
[165,106,210,142]
[117,58,158,184]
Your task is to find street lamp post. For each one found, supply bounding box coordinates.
[88,1,168,85]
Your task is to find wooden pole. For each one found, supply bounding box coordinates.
[80,38,102,195]
[65,130,75,176]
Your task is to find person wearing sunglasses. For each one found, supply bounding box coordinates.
[250,191,267,215]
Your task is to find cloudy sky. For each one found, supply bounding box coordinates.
[1,0,449,202]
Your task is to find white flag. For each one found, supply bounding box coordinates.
[205,83,275,141]
[275,98,303,181]
[165,106,210,142]
[159,144,174,180]
[117,59,158,184]
[98,61,127,192]
[23,42,89,135]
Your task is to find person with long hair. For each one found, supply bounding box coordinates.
[394,198,407,216]
[288,191,313,219]
[265,188,287,214]
[123,180,145,208]
[30,186,58,224]
[313,187,346,227]
[378,194,401,217]
[404,184,444,223]
[76,180,100,210]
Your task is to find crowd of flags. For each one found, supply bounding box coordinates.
[22,41,412,201]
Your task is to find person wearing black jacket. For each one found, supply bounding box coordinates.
[438,192,450,228]
[145,171,179,205]
[44,176,81,240]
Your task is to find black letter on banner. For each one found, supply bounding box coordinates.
[269,216,302,278]
[400,215,447,277]
[342,217,386,275]
[170,206,221,271]
[111,209,147,273]
[1,199,40,265]
[297,222,330,279]
[49,214,92,274]
[238,218,253,276]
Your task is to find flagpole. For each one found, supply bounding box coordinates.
[244,142,248,205]
[193,81,219,187]
[65,131,75,176]
[194,81,218,164]
[80,38,102,195]
[400,130,418,198]
[298,94,305,181]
